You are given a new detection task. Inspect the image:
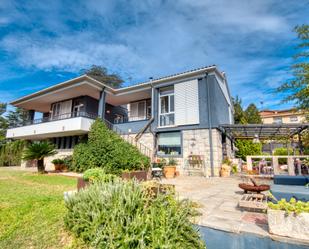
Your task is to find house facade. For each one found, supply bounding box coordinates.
[7,66,234,176]
[260,109,307,124]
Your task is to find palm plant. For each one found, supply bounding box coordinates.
[23,141,57,173]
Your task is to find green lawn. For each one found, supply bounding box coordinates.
[0,168,83,249]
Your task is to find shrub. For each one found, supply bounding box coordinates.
[83,168,118,183]
[168,158,177,166]
[235,139,262,161]
[72,119,150,174]
[63,155,73,169]
[268,198,309,214]
[273,147,296,164]
[0,140,27,166]
[65,181,205,249]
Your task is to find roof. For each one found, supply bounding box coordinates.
[259,108,306,118]
[220,123,309,139]
[10,65,226,106]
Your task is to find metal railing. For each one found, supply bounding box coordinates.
[9,111,98,128]
[104,118,153,159]
[113,114,151,124]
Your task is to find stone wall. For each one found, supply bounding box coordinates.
[181,129,224,176]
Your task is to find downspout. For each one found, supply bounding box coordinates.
[151,82,156,161]
[205,73,215,177]
[98,87,106,120]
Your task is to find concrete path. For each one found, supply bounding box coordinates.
[162,176,308,246]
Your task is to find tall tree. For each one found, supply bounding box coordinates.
[6,107,30,128]
[83,65,123,88]
[232,96,247,124]
[245,103,262,124]
[277,25,309,110]
[0,103,8,144]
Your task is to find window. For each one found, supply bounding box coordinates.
[273,117,282,124]
[159,87,175,126]
[290,116,298,122]
[129,101,146,121]
[157,132,181,156]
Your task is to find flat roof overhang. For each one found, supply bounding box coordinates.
[10,65,226,112]
[220,123,309,140]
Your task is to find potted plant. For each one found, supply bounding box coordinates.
[268,198,309,240]
[51,158,65,171]
[163,158,177,178]
[22,141,57,173]
[220,158,231,177]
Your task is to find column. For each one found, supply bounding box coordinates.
[98,88,106,119]
[246,156,252,170]
[272,157,279,175]
[287,157,295,176]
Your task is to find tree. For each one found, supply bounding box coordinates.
[244,103,262,124]
[232,96,247,124]
[235,139,262,161]
[22,141,57,173]
[277,25,309,110]
[83,65,123,88]
[6,107,30,128]
[0,103,8,145]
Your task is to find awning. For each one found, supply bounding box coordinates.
[220,123,309,139]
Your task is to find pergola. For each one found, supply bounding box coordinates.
[219,123,309,153]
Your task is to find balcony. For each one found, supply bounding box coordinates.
[6,111,97,139]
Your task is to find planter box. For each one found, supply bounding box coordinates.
[77,177,90,191]
[122,170,148,181]
[267,209,309,240]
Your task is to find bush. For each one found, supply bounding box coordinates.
[65,181,205,248]
[83,168,118,183]
[273,148,296,164]
[268,198,309,214]
[63,155,73,169]
[0,140,27,166]
[71,119,150,174]
[235,139,262,161]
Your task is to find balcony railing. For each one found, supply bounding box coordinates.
[9,111,98,128]
[113,114,151,124]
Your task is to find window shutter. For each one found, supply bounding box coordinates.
[174,79,199,125]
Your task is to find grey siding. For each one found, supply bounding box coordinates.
[208,75,231,126]
[114,120,149,134]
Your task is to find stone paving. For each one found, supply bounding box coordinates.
[162,176,308,245]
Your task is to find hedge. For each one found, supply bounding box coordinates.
[0,140,27,166]
[71,119,150,174]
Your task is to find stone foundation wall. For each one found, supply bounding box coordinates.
[179,129,225,176]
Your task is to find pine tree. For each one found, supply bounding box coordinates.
[232,96,247,124]
[245,103,262,124]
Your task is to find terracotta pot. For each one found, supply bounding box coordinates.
[77,177,90,191]
[163,166,176,178]
[121,170,148,181]
[220,169,230,177]
[54,164,63,171]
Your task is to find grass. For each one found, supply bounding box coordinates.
[0,168,84,249]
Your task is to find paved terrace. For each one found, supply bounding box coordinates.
[162,176,309,246]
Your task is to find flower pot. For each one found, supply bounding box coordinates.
[121,170,148,181]
[163,166,176,178]
[267,209,309,240]
[54,164,63,171]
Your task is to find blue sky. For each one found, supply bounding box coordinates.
[0,0,308,111]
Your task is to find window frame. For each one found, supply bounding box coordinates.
[156,131,182,157]
[158,88,175,127]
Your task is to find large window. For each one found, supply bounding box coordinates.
[159,87,174,126]
[157,132,181,156]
